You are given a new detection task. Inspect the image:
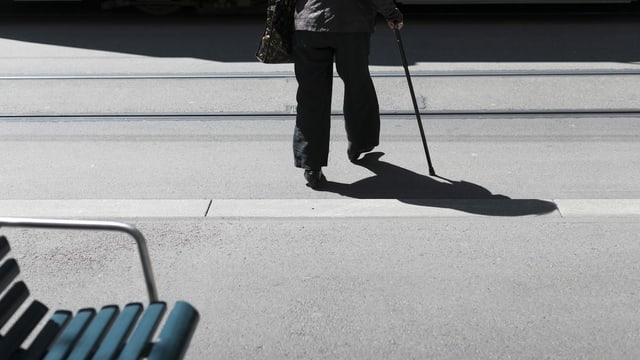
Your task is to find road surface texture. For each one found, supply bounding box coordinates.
[2,10,640,359]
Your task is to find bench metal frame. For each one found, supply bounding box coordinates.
[0,217,159,302]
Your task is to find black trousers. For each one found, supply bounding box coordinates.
[293,31,380,170]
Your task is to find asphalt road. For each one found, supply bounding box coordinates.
[2,11,640,359]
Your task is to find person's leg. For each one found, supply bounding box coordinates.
[334,32,380,161]
[293,31,335,173]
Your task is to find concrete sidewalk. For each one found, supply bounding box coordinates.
[5,217,640,359]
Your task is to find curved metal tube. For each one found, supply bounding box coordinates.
[0,217,158,302]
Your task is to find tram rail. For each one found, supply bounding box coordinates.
[2,108,640,122]
[3,68,640,80]
[2,112,639,146]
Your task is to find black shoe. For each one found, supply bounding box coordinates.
[347,145,375,162]
[304,169,326,189]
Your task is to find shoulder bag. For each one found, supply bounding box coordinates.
[256,0,296,63]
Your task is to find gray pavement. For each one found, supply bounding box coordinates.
[1,116,639,201]
[2,13,640,360]
[6,218,640,359]
[2,74,640,115]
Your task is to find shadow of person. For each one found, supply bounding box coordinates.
[320,152,557,216]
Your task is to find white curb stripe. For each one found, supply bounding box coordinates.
[0,200,210,218]
[555,199,640,217]
[210,199,467,218]
[0,199,639,218]
[208,199,559,218]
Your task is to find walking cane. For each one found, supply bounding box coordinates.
[393,28,436,176]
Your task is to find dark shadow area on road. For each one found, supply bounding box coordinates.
[320,152,557,216]
[1,12,639,65]
[0,15,267,63]
[370,14,640,65]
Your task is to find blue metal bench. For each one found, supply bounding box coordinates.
[0,217,199,360]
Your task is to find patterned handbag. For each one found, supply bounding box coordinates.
[256,0,295,63]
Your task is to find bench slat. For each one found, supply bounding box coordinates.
[0,281,30,329]
[44,308,96,360]
[0,300,48,357]
[117,302,166,360]
[148,301,200,360]
[91,303,143,360]
[0,236,9,261]
[19,311,73,360]
[0,258,20,295]
[67,305,119,360]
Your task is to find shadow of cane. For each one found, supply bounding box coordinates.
[319,152,557,217]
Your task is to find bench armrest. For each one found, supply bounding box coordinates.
[0,217,159,302]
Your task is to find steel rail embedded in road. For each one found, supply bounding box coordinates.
[2,108,640,123]
[3,68,640,80]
